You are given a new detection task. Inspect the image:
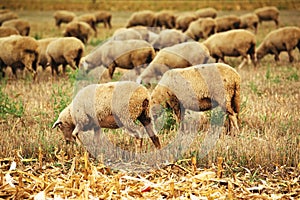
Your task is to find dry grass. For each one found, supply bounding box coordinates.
[0,3,300,199]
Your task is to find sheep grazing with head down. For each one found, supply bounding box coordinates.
[80,39,156,80]
[256,26,300,63]
[137,41,211,84]
[63,21,93,44]
[52,81,161,149]
[111,28,143,41]
[126,10,156,28]
[239,13,259,34]
[46,37,85,75]
[151,29,189,50]
[155,10,176,29]
[37,37,59,69]
[0,26,19,37]
[215,15,241,33]
[0,35,38,78]
[175,13,197,32]
[2,19,30,36]
[184,17,216,41]
[73,13,97,36]
[195,7,217,19]
[254,6,279,28]
[202,29,256,68]
[53,10,76,27]
[94,10,112,29]
[150,63,240,132]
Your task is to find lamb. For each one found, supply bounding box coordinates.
[150,63,240,132]
[175,13,197,32]
[80,39,156,79]
[195,7,217,19]
[2,19,30,36]
[126,10,156,28]
[137,41,211,84]
[239,13,259,33]
[73,13,97,35]
[111,28,142,41]
[256,26,300,63]
[0,35,38,78]
[37,37,59,69]
[94,10,112,29]
[52,82,161,149]
[155,10,176,29]
[151,29,189,50]
[254,6,279,28]
[46,37,85,75]
[215,15,241,32]
[0,12,18,26]
[184,17,216,41]
[0,26,19,37]
[53,10,76,27]
[63,21,93,44]
[202,29,256,68]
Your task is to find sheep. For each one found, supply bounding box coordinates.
[93,10,112,29]
[150,63,240,132]
[80,39,156,79]
[73,13,97,35]
[202,29,256,68]
[0,35,38,78]
[0,9,10,14]
[215,15,241,33]
[137,41,211,84]
[184,17,216,41]
[256,26,300,63]
[254,6,279,28]
[37,37,59,69]
[63,21,93,44]
[195,7,217,19]
[0,12,18,25]
[151,29,189,50]
[0,26,19,37]
[52,81,161,149]
[239,13,259,33]
[175,13,197,32]
[126,10,156,28]
[2,19,30,36]
[155,10,176,29]
[111,28,143,41]
[46,37,85,75]
[53,10,76,27]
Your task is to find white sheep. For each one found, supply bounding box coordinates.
[94,10,112,29]
[2,19,30,36]
[202,29,256,68]
[111,28,143,41]
[256,26,300,63]
[0,12,18,25]
[150,63,240,132]
[239,13,259,33]
[155,10,176,29]
[80,39,156,79]
[46,37,85,75]
[175,12,197,32]
[137,41,211,84]
[0,26,19,37]
[53,10,76,27]
[73,13,97,36]
[0,35,38,78]
[195,7,217,19]
[52,81,161,149]
[126,10,156,28]
[215,15,241,33]
[184,17,216,40]
[63,21,93,44]
[37,37,59,69]
[254,6,279,28]
[151,29,189,50]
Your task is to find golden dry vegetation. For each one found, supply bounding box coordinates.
[0,1,300,199]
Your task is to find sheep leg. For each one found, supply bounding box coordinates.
[72,125,83,146]
[287,49,294,62]
[107,63,116,78]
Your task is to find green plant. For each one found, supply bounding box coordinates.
[0,87,24,119]
[51,84,71,124]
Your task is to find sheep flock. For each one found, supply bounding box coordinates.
[1,5,299,153]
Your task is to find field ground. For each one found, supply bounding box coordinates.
[0,2,300,199]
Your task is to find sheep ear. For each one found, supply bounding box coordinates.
[52,120,62,129]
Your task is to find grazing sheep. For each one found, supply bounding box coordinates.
[2,19,30,36]
[151,29,189,50]
[215,15,241,33]
[94,10,112,29]
[80,39,156,79]
[239,13,259,33]
[0,35,38,78]
[137,41,211,84]
[0,12,18,26]
[63,21,93,44]
[150,63,240,132]
[111,28,143,41]
[202,29,256,68]
[46,37,85,75]
[256,26,300,63]
[74,13,97,35]
[53,10,76,27]
[52,82,161,149]
[195,7,217,19]
[0,26,19,37]
[254,6,279,28]
[184,17,216,41]
[175,13,197,32]
[155,10,176,29]
[129,26,153,42]
[37,37,59,69]
[126,10,156,28]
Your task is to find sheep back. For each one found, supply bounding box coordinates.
[151,29,189,50]
[53,10,76,27]
[0,26,19,37]
[0,12,18,25]
[254,6,279,26]
[195,7,217,18]
[175,13,197,32]
[155,10,176,29]
[2,19,30,36]
[64,21,93,44]
[185,17,216,40]
[111,28,143,41]
[215,15,241,32]
[239,13,259,33]
[126,10,156,28]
